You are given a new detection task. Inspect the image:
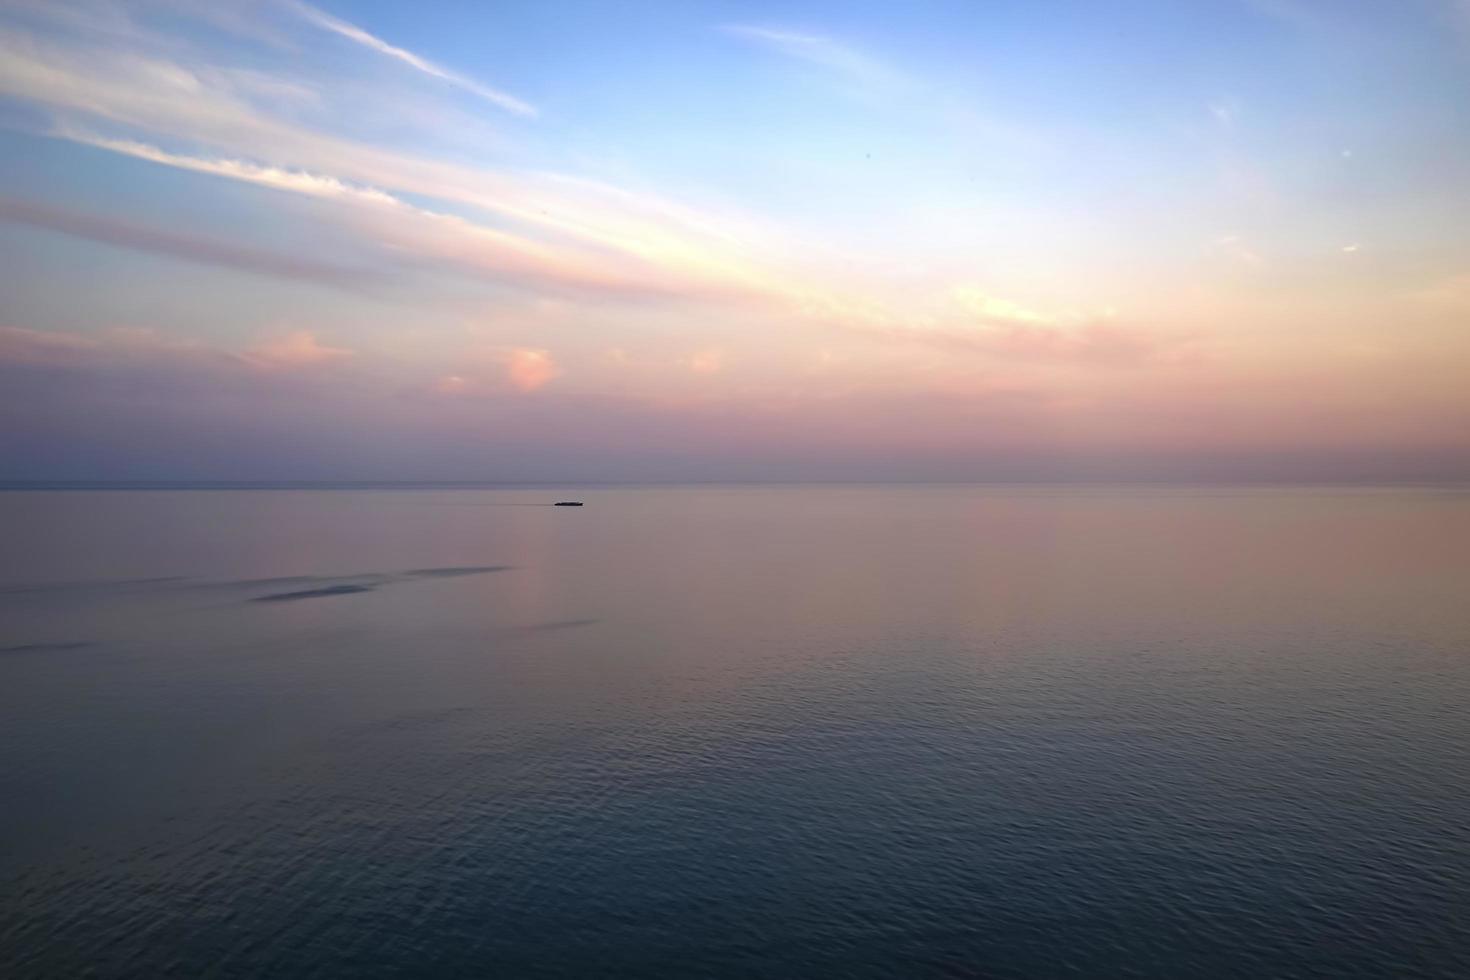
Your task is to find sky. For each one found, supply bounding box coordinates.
[1,0,1468,482]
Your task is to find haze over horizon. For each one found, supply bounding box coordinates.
[3,0,1469,482]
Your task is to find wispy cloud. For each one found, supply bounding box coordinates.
[0,27,780,300]
[0,0,1467,482]
[244,330,354,370]
[0,325,99,366]
[951,288,1053,327]
[54,131,401,206]
[720,24,908,91]
[1208,97,1241,129]
[1214,234,1264,268]
[0,323,350,378]
[851,316,1168,365]
[0,196,368,287]
[280,0,536,116]
[52,133,741,301]
[720,22,1047,162]
[1,6,1172,370]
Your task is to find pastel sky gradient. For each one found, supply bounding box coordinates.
[2,0,1468,481]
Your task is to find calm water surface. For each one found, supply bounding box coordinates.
[1,485,1468,978]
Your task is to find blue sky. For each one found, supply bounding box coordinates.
[1,0,1468,481]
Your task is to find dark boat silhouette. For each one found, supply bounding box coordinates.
[554,501,584,507]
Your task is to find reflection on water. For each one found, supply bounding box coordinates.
[1,485,1468,977]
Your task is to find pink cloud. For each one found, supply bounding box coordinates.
[433,374,471,394]
[686,349,725,375]
[3,322,1468,483]
[503,348,559,392]
[844,317,1173,364]
[243,331,354,370]
[0,325,99,365]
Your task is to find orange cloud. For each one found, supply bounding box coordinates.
[504,348,559,391]
[687,349,725,375]
[244,330,354,369]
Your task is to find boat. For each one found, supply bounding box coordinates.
[554,501,584,507]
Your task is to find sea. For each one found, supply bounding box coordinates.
[1,484,1467,978]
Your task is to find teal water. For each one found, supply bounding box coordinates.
[1,485,1468,977]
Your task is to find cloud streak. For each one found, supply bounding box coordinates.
[721,24,908,90]
[5,26,1082,351]
[281,0,536,116]
[0,196,369,287]
[50,132,733,300]
[244,331,354,370]
[0,26,788,303]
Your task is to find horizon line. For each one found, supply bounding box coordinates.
[4,478,1469,492]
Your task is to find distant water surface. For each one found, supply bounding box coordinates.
[1,485,1467,978]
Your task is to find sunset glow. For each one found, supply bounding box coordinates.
[2,0,1468,481]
